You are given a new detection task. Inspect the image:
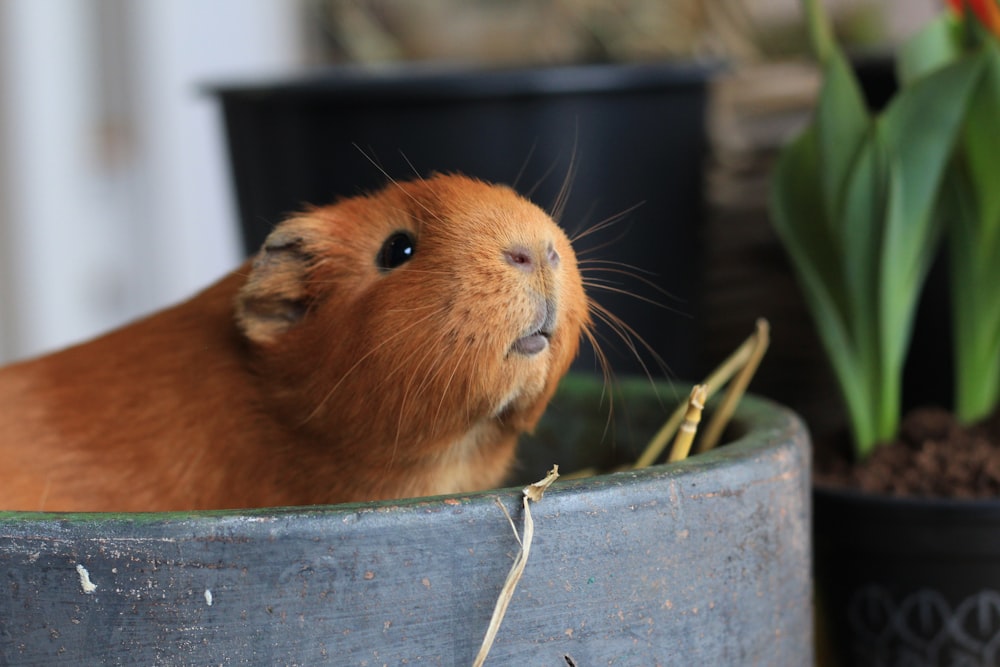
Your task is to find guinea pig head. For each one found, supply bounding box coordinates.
[235,174,588,493]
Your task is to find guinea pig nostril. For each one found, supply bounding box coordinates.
[505,246,534,271]
[547,243,560,269]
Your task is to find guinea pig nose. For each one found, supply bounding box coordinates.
[505,243,560,272]
[546,242,561,269]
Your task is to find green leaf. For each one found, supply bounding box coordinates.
[945,163,1000,422]
[946,44,1000,423]
[963,43,1000,239]
[802,0,836,64]
[898,13,962,85]
[770,126,876,451]
[770,127,843,322]
[837,133,888,449]
[874,54,984,434]
[815,52,872,231]
[881,54,984,242]
[770,129,843,328]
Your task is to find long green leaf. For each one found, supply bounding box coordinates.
[947,44,1000,422]
[877,54,985,394]
[838,133,889,452]
[880,54,984,240]
[945,163,1000,422]
[771,124,876,450]
[963,43,1000,240]
[816,52,871,230]
[898,13,963,85]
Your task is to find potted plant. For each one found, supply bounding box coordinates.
[770,0,1000,664]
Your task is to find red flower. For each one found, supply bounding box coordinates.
[948,0,1000,37]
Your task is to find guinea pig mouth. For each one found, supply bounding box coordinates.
[512,298,557,356]
[512,329,551,356]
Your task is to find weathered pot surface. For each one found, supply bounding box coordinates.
[1,375,811,665]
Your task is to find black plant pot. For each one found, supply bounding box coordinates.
[814,486,1000,666]
[1,375,812,664]
[212,61,716,379]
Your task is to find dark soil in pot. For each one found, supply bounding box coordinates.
[816,406,1000,498]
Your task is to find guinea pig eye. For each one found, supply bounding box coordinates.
[377,231,416,271]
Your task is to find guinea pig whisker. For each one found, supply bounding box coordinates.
[581,280,686,316]
[398,150,423,181]
[353,143,395,181]
[386,182,449,227]
[430,336,476,434]
[381,329,480,496]
[381,338,448,493]
[569,202,644,246]
[381,303,444,315]
[549,148,579,225]
[588,300,672,393]
[324,303,456,498]
[384,201,449,229]
[577,257,659,276]
[353,146,451,228]
[511,142,538,192]
[524,154,562,202]
[580,262,689,312]
[305,305,448,425]
[559,199,602,247]
[581,323,618,444]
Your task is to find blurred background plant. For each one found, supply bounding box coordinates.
[308,0,927,66]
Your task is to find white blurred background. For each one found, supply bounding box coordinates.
[0,0,934,364]
[0,0,307,363]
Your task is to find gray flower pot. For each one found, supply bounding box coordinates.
[0,375,812,664]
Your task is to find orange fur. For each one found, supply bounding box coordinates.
[0,175,588,511]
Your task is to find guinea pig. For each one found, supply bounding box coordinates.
[0,174,589,512]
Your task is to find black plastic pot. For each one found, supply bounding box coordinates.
[814,487,1000,666]
[2,375,811,664]
[212,61,715,379]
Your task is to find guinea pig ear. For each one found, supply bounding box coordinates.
[235,223,317,346]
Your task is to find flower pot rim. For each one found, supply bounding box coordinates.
[0,377,812,664]
[815,481,1000,514]
[208,59,722,103]
[0,377,805,528]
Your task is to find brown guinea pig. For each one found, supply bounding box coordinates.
[0,174,589,512]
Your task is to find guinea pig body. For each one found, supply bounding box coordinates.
[0,175,588,512]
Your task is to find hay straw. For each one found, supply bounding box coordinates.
[694,318,770,454]
[473,466,559,667]
[634,318,770,468]
[667,385,708,462]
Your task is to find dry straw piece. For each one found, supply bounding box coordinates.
[635,318,770,467]
[667,384,709,462]
[473,466,560,667]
